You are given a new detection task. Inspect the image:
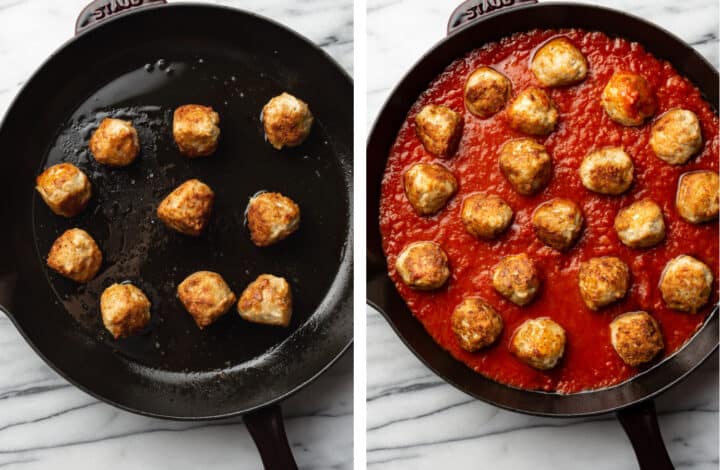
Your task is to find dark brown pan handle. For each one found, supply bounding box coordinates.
[245,404,299,470]
[448,0,538,34]
[617,400,674,470]
[76,0,167,34]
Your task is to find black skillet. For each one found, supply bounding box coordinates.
[0,1,352,468]
[367,2,718,469]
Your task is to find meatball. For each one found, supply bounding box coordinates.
[676,171,719,224]
[46,228,102,283]
[659,255,713,313]
[578,256,630,310]
[461,193,513,239]
[610,311,664,366]
[464,66,512,118]
[492,253,540,306]
[35,163,92,217]
[173,104,220,157]
[507,87,558,136]
[531,37,588,87]
[451,297,503,352]
[614,199,665,249]
[403,163,458,216]
[246,192,300,247]
[100,283,151,339]
[499,138,552,195]
[415,104,463,158]
[89,118,140,167]
[650,109,702,165]
[532,198,584,251]
[237,274,292,327]
[578,147,634,195]
[395,241,450,290]
[601,72,656,126]
[157,179,214,236]
[262,92,313,150]
[510,317,566,370]
[177,271,237,329]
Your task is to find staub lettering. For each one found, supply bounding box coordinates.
[463,0,529,22]
[93,0,148,21]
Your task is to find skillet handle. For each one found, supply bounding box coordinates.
[245,404,299,470]
[448,0,538,35]
[616,400,674,470]
[75,0,167,35]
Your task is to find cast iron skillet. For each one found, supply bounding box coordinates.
[367,2,717,469]
[0,1,352,468]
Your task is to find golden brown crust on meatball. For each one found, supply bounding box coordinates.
[578,256,630,310]
[507,87,558,136]
[35,163,92,217]
[395,241,450,290]
[614,199,665,249]
[414,104,463,158]
[237,274,292,327]
[578,147,634,195]
[403,162,458,216]
[177,271,236,329]
[650,109,702,165]
[492,254,541,306]
[676,171,719,224]
[246,192,301,247]
[510,317,566,370]
[461,193,513,239]
[610,311,664,366]
[89,118,140,167]
[464,67,512,118]
[262,92,313,150]
[532,198,584,251]
[601,72,656,126]
[451,297,503,352]
[499,138,553,195]
[157,179,214,236]
[100,283,151,339]
[531,37,588,87]
[173,104,220,157]
[659,255,713,313]
[46,228,102,283]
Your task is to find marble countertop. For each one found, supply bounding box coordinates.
[0,1,352,469]
[367,0,718,469]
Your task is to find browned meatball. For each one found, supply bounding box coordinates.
[578,147,634,195]
[262,93,313,150]
[415,104,463,158]
[676,171,719,224]
[614,199,665,248]
[532,198,584,251]
[610,311,664,366]
[659,255,713,313]
[237,274,292,327]
[173,104,220,157]
[177,271,237,329]
[46,228,102,283]
[157,179,215,236]
[246,192,301,247]
[100,283,151,339]
[403,163,458,216]
[578,256,630,310]
[531,37,588,87]
[395,241,450,290]
[461,194,513,239]
[507,88,558,136]
[464,67,512,118]
[451,297,503,352]
[89,118,140,167]
[492,254,540,306]
[650,109,702,165]
[499,138,552,195]
[601,72,656,126]
[511,317,566,370]
[35,163,92,217]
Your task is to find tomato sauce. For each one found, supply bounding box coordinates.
[379,29,719,393]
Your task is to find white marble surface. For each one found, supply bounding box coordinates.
[367,0,719,469]
[0,1,352,469]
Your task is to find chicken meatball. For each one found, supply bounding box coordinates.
[510,317,566,370]
[492,253,540,306]
[650,109,702,165]
[237,274,292,327]
[614,199,665,249]
[173,104,220,157]
[451,297,503,352]
[46,228,102,283]
[157,179,214,236]
[403,163,458,216]
[461,193,513,239]
[578,256,630,310]
[578,147,634,195]
[659,255,713,313]
[610,311,664,366]
[177,271,236,329]
[100,283,151,339]
[395,241,450,290]
[246,192,300,247]
[499,138,552,195]
[262,92,313,150]
[507,87,558,136]
[35,163,92,217]
[531,37,588,87]
[464,66,512,118]
[532,198,584,251]
[415,104,463,158]
[601,72,656,126]
[676,170,719,224]
[89,118,140,167]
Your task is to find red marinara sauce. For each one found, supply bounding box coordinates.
[379,29,719,393]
